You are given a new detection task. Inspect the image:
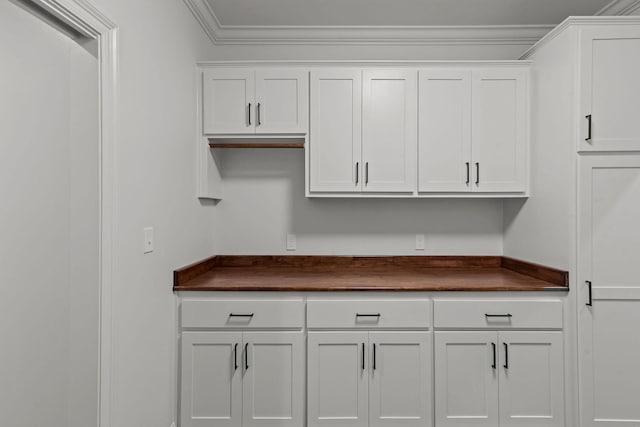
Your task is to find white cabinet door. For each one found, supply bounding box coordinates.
[255,69,308,134]
[309,69,362,193]
[580,26,640,151]
[471,69,527,192]
[578,155,640,426]
[307,332,369,427]
[181,332,242,427]
[203,69,254,134]
[362,69,417,193]
[242,332,304,427]
[434,331,499,427]
[369,332,432,427]
[418,69,472,192]
[498,331,564,427]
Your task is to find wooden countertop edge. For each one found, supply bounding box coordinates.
[173,255,569,292]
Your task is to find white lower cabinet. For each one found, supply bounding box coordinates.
[307,331,431,427]
[180,331,304,427]
[435,331,564,427]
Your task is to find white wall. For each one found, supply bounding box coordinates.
[216,149,503,255]
[208,43,526,256]
[0,3,98,426]
[83,0,217,426]
[503,29,575,270]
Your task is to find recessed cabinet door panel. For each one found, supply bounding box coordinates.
[369,332,432,427]
[471,69,527,192]
[310,70,362,192]
[578,155,640,426]
[242,332,304,427]
[434,331,498,427]
[363,70,417,193]
[180,332,242,427]
[255,69,308,134]
[418,69,472,192]
[580,27,640,151]
[203,69,254,134]
[498,331,564,427]
[307,332,369,427]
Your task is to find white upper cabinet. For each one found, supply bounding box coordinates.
[309,69,362,193]
[203,68,308,135]
[310,69,416,194]
[418,68,528,194]
[418,69,472,192]
[255,69,308,134]
[471,69,528,193]
[203,69,255,135]
[579,26,640,151]
[362,70,417,193]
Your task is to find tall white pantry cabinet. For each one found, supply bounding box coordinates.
[509,16,640,427]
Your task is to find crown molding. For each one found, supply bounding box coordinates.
[596,0,640,16]
[183,0,552,46]
[520,15,640,58]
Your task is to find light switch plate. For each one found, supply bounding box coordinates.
[415,234,425,251]
[144,227,154,253]
[286,234,297,251]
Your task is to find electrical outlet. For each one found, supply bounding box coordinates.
[144,227,154,253]
[286,234,297,251]
[415,234,425,251]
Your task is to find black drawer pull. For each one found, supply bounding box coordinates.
[244,343,249,370]
[503,342,509,369]
[229,313,254,317]
[485,313,512,318]
[356,313,381,317]
[233,343,238,371]
[491,342,496,369]
[373,343,377,370]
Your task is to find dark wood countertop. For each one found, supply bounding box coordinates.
[173,256,569,292]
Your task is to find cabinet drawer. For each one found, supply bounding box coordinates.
[307,299,431,329]
[181,299,304,329]
[434,300,562,329]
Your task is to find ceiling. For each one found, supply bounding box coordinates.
[205,0,614,27]
[186,0,639,45]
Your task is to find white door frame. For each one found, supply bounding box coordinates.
[25,1,118,426]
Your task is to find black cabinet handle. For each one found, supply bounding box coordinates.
[248,103,251,125]
[355,162,359,185]
[466,162,470,185]
[485,313,512,318]
[586,280,593,306]
[229,313,254,318]
[244,343,249,370]
[503,343,509,369]
[585,115,592,142]
[373,343,377,370]
[257,103,261,126]
[356,313,381,317]
[233,343,238,371]
[362,343,365,371]
[491,342,496,369]
[365,162,369,185]
[475,162,480,185]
